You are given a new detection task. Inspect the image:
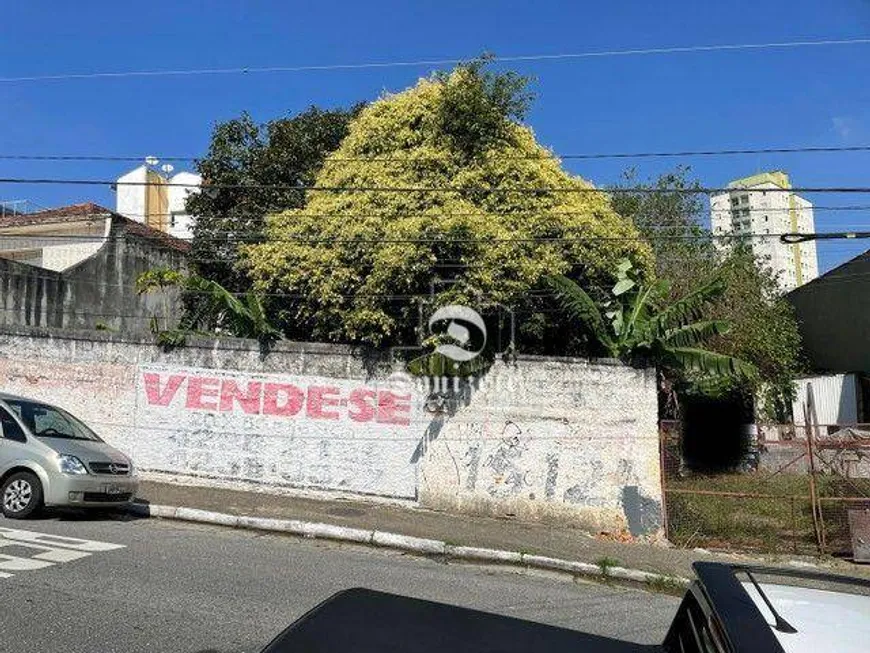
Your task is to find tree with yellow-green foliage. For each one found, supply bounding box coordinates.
[242,62,653,349]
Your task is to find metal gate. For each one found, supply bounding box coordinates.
[661,421,817,554]
[661,389,870,557]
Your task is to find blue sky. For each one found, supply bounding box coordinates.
[1,0,868,272]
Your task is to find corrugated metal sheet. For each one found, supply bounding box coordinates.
[792,374,858,426]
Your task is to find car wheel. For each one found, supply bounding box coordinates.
[1,471,43,519]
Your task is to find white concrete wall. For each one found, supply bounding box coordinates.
[39,242,105,271]
[115,166,149,223]
[166,172,201,240]
[0,220,109,272]
[134,363,419,498]
[116,167,200,239]
[710,192,731,251]
[418,359,662,533]
[794,197,818,283]
[0,330,662,534]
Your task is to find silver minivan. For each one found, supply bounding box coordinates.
[0,393,138,518]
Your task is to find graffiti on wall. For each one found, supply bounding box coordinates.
[141,369,413,424]
[135,365,422,498]
[445,418,660,532]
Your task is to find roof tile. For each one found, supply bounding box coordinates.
[0,202,190,253]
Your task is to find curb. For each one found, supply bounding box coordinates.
[128,503,690,590]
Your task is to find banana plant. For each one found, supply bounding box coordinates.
[547,260,755,378]
[136,269,280,347]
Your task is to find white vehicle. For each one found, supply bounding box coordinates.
[257,562,870,653]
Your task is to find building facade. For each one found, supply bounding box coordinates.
[710,171,818,293]
[0,203,189,335]
[115,164,201,240]
[0,203,109,271]
[787,248,870,374]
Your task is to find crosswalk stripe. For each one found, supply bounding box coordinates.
[0,527,124,579]
[0,527,126,552]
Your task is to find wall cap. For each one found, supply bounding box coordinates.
[0,325,649,371]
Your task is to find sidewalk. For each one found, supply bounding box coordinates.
[136,479,867,584]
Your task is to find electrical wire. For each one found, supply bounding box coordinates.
[3,144,870,163]
[5,264,870,324]
[14,204,868,223]
[0,230,856,244]
[3,243,864,299]
[2,176,870,194]
[2,37,868,83]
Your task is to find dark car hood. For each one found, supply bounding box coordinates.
[260,588,662,653]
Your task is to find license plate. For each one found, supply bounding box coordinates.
[102,484,125,495]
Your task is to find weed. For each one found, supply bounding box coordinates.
[663,472,866,554]
[596,556,620,575]
[646,575,685,595]
[518,547,536,556]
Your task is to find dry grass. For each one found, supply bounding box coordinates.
[665,472,870,554]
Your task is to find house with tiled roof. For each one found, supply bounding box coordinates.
[0,203,188,335]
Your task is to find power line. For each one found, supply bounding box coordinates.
[0,239,860,293]
[9,267,870,326]
[560,145,870,161]
[0,154,196,163]
[2,37,868,83]
[4,243,866,301]
[30,204,870,223]
[7,262,870,317]
[1,230,863,245]
[3,144,870,163]
[0,248,794,293]
[2,176,870,194]
[0,280,559,301]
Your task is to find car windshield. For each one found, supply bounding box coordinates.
[4,400,102,442]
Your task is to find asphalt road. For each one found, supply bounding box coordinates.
[0,511,680,653]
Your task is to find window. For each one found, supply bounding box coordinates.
[4,399,101,442]
[170,211,184,228]
[0,406,26,442]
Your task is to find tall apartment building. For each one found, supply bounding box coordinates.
[114,163,201,240]
[710,171,818,293]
